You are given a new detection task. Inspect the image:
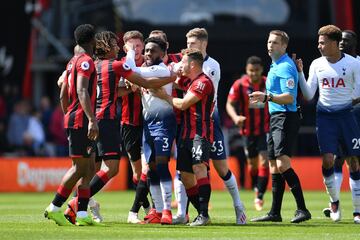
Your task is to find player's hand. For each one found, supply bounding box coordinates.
[131,83,140,92]
[249,91,266,104]
[234,115,246,128]
[124,42,135,52]
[292,53,303,72]
[87,119,99,141]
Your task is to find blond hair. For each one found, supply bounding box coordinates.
[269,30,289,45]
[123,30,143,43]
[186,28,208,41]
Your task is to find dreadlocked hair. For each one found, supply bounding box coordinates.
[95,31,118,59]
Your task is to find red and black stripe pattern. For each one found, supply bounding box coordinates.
[182,73,215,142]
[120,57,143,126]
[64,53,97,129]
[228,75,269,136]
[95,59,133,120]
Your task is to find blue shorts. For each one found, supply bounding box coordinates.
[210,108,227,160]
[316,109,360,156]
[143,123,176,163]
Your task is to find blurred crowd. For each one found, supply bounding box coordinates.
[0,84,68,157]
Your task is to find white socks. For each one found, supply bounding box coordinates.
[150,184,164,213]
[350,177,360,213]
[224,172,242,207]
[323,174,339,203]
[334,172,343,195]
[160,180,172,210]
[174,172,187,217]
[48,203,60,212]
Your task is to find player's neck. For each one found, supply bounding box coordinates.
[325,51,342,63]
[189,69,203,80]
[162,54,169,64]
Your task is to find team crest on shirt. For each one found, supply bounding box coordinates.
[342,68,346,76]
[80,61,90,70]
[286,78,295,89]
[210,69,216,77]
[123,63,131,71]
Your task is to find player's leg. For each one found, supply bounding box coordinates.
[317,112,341,222]
[341,113,360,223]
[211,118,245,224]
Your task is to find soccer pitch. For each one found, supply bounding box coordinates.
[0,190,358,240]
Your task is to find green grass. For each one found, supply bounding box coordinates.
[0,190,357,240]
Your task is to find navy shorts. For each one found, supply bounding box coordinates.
[210,108,227,160]
[317,109,360,156]
[244,134,268,158]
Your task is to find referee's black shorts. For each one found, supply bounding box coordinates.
[267,112,300,160]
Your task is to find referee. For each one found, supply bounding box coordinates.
[249,30,311,223]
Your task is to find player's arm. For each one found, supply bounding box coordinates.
[76,75,99,140]
[155,89,200,111]
[57,70,66,88]
[352,61,360,105]
[126,71,175,89]
[226,99,246,127]
[59,78,69,114]
[295,58,318,100]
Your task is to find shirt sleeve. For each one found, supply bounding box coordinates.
[298,61,318,100]
[278,63,297,97]
[227,80,240,101]
[189,79,212,99]
[76,56,94,79]
[352,60,360,99]
[112,60,134,79]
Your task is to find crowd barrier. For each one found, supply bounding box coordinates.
[0,156,350,192]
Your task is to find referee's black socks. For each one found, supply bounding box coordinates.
[269,173,285,216]
[282,168,307,211]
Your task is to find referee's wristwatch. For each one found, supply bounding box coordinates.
[263,93,274,103]
[268,93,274,102]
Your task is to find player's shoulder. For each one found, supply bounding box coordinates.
[205,56,220,68]
[76,54,94,71]
[343,53,360,67]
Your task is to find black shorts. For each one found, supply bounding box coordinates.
[67,127,96,158]
[177,135,211,173]
[244,134,268,158]
[268,112,300,160]
[121,124,142,161]
[96,119,121,162]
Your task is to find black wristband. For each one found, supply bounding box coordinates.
[262,94,268,103]
[268,93,274,102]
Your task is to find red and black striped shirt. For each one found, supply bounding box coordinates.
[64,53,97,129]
[182,73,215,142]
[165,53,183,124]
[120,57,143,126]
[227,75,269,136]
[95,59,133,120]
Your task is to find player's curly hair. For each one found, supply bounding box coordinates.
[95,31,118,59]
[74,24,95,45]
[318,25,342,43]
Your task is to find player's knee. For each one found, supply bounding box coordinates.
[322,154,334,169]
